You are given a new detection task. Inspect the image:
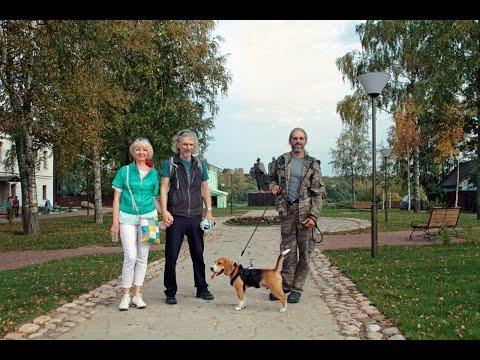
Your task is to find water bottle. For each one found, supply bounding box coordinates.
[111,233,119,243]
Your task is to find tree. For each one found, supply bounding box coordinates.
[1,20,232,233]
[330,93,371,205]
[0,21,43,234]
[425,21,480,218]
[337,20,435,213]
[390,98,421,210]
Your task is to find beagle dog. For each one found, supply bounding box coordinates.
[210,249,291,312]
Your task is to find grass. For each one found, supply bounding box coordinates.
[0,215,167,251]
[1,206,479,339]
[0,251,164,337]
[323,244,480,340]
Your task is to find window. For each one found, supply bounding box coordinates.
[43,151,48,169]
[42,185,47,200]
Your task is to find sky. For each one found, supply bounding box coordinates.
[204,20,393,177]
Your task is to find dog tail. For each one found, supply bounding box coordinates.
[274,248,291,273]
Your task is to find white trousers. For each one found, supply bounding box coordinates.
[120,223,150,288]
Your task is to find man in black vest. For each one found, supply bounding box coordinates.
[160,129,215,305]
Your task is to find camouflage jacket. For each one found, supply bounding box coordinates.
[268,151,325,221]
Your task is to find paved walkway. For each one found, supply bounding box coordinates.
[3,210,405,340]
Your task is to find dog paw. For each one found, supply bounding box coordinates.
[235,306,242,311]
[280,307,287,313]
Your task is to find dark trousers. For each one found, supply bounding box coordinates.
[164,215,208,297]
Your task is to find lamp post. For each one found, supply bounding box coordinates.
[229,169,234,215]
[357,72,390,258]
[77,154,93,218]
[380,148,392,223]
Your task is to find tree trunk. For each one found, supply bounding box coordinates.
[455,157,459,208]
[476,68,480,219]
[351,163,355,206]
[413,147,420,212]
[93,144,103,224]
[16,131,40,235]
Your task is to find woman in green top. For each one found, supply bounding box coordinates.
[111,137,161,311]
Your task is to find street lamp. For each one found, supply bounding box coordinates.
[77,154,93,218]
[229,169,234,214]
[380,148,392,223]
[357,72,390,258]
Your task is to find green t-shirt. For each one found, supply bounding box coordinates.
[112,162,159,215]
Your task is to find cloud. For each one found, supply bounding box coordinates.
[206,20,392,177]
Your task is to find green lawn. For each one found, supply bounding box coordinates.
[323,244,480,339]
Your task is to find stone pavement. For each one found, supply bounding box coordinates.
[4,210,405,340]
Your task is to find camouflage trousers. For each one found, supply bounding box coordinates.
[279,202,315,293]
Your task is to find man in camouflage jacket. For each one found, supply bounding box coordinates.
[268,128,326,304]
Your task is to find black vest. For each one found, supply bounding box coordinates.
[167,155,203,217]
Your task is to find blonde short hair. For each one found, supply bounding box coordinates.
[171,129,199,154]
[130,137,153,160]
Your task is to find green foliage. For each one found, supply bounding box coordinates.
[438,225,451,245]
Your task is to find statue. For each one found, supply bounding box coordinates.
[268,156,276,174]
[250,158,269,192]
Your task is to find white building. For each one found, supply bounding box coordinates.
[0,138,54,213]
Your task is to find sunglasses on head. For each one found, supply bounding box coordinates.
[135,137,150,143]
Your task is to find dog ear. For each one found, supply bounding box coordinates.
[224,259,234,276]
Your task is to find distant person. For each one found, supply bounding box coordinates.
[268,127,326,304]
[44,199,53,214]
[12,196,19,217]
[111,137,161,311]
[5,197,14,222]
[160,129,214,305]
[268,156,276,174]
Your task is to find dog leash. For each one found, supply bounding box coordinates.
[234,205,323,264]
[235,205,270,264]
[312,223,323,243]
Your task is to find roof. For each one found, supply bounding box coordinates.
[0,175,20,182]
[439,160,474,188]
[210,188,229,196]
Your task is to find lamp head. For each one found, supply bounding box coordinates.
[357,72,390,97]
[380,148,392,158]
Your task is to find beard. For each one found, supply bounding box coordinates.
[291,144,304,153]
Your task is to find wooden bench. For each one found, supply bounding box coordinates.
[353,201,371,210]
[407,207,460,242]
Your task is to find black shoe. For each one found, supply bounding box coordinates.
[166,295,177,305]
[269,289,290,301]
[269,293,279,301]
[196,291,214,300]
[287,291,301,303]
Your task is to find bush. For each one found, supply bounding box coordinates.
[438,224,451,245]
[225,215,280,226]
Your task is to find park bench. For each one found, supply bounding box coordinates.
[407,207,460,242]
[353,201,371,210]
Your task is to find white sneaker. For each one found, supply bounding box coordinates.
[131,294,147,309]
[118,293,131,311]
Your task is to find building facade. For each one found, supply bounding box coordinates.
[439,160,477,212]
[206,163,228,208]
[0,138,54,214]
